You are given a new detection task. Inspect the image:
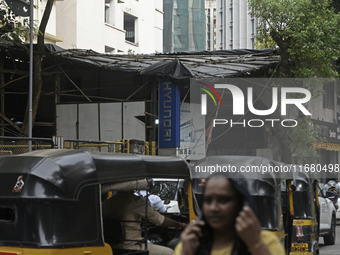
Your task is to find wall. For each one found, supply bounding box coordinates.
[56,102,145,141]
[216,0,256,49]
[56,0,77,48]
[56,0,163,53]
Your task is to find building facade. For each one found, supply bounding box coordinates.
[56,0,163,54]
[308,82,340,170]
[216,0,257,49]
[205,0,217,51]
[163,0,206,53]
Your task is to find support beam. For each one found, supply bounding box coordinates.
[0,114,21,131]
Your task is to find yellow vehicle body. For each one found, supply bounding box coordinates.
[0,244,112,255]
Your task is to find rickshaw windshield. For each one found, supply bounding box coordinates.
[292,191,316,218]
[151,180,178,200]
[291,180,316,218]
[253,196,280,230]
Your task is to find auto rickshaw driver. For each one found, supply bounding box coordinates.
[102,180,187,255]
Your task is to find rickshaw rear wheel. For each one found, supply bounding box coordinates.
[323,215,336,245]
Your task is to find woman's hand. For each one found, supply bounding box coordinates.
[179,221,205,255]
[235,205,262,248]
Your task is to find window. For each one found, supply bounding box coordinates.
[105,0,115,25]
[105,4,109,23]
[0,207,15,223]
[323,83,334,109]
[124,13,137,43]
[105,46,115,54]
[251,18,255,34]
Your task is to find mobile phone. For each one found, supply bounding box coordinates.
[196,211,211,244]
[197,210,204,222]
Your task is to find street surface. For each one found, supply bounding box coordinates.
[319,225,340,254]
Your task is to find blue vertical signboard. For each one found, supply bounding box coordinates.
[159,79,180,148]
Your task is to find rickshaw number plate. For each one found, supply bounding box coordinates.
[292,243,308,252]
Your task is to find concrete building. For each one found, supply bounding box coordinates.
[307,81,340,168]
[56,0,163,54]
[205,0,217,51]
[216,0,257,49]
[163,0,206,53]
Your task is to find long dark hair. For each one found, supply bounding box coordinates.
[195,174,257,255]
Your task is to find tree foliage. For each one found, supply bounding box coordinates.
[0,0,30,43]
[249,0,340,78]
[248,0,339,163]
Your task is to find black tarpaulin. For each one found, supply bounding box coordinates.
[140,59,193,81]
[161,48,278,56]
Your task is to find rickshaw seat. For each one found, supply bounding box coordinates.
[111,249,149,255]
[103,219,149,255]
[103,218,126,242]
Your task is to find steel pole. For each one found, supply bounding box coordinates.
[28,0,33,151]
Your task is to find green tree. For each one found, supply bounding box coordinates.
[248,0,340,163]
[249,0,340,78]
[0,0,54,137]
[0,0,30,42]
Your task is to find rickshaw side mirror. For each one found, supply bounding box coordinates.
[290,184,296,192]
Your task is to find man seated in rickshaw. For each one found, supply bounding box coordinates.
[102,190,186,255]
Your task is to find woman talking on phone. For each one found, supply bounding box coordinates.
[173,174,285,255]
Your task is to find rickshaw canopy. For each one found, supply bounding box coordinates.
[0,149,191,200]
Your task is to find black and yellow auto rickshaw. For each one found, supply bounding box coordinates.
[192,155,287,246]
[0,149,196,255]
[282,169,321,255]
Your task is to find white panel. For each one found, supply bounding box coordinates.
[100,103,122,141]
[123,102,145,140]
[79,104,99,141]
[180,103,206,160]
[56,104,78,140]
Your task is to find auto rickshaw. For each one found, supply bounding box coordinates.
[192,155,287,246]
[0,149,196,255]
[282,168,332,255]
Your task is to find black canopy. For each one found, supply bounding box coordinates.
[0,149,191,200]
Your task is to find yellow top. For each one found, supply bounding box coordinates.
[173,230,285,255]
